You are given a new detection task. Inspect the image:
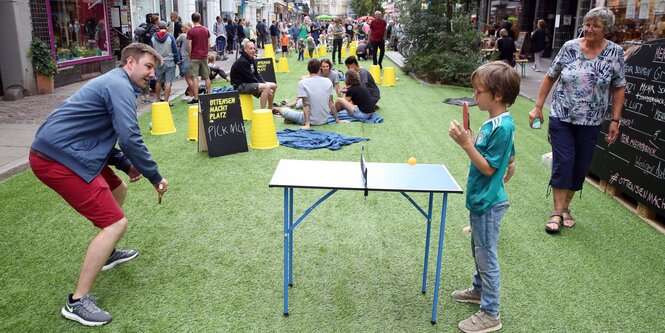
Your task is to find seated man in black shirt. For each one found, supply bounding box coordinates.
[230,41,277,109]
[335,70,375,120]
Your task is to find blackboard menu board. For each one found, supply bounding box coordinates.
[589,39,665,216]
[515,31,527,51]
[256,57,276,83]
[198,91,248,157]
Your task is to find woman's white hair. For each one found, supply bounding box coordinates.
[584,7,615,34]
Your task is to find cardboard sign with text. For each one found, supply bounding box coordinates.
[197,91,248,157]
[255,57,276,83]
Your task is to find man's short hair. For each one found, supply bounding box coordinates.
[307,58,321,74]
[470,61,521,106]
[191,12,201,23]
[344,56,359,66]
[120,42,163,67]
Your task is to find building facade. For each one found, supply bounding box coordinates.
[477,0,665,57]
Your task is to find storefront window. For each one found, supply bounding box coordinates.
[49,0,110,64]
[607,0,665,47]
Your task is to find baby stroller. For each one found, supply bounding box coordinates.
[215,35,228,61]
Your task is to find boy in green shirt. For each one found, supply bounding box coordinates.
[448,61,519,333]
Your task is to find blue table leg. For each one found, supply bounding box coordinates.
[431,193,448,324]
[421,192,434,293]
[288,188,294,287]
[283,188,290,316]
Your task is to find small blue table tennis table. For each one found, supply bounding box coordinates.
[269,159,463,324]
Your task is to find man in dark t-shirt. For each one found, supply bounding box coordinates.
[345,20,355,48]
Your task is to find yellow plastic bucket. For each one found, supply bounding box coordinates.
[249,109,279,149]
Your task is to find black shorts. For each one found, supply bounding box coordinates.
[236,83,261,98]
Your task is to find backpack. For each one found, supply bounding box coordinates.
[133,23,152,44]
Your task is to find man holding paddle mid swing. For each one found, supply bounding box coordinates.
[29,43,169,326]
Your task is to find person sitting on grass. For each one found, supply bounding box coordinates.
[447,60,518,333]
[344,56,380,109]
[284,58,342,109]
[273,58,348,129]
[335,69,375,120]
[207,54,229,82]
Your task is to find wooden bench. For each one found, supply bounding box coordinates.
[515,58,529,77]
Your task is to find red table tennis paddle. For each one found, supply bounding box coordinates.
[462,101,470,130]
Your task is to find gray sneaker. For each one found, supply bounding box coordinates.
[451,287,481,304]
[102,248,138,272]
[61,294,112,326]
[458,310,502,333]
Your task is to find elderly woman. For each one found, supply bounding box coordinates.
[529,7,626,234]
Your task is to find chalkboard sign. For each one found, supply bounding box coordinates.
[256,57,276,83]
[589,39,665,216]
[515,31,527,52]
[198,91,248,157]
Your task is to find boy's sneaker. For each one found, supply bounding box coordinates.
[451,287,481,304]
[102,248,138,272]
[458,310,502,333]
[61,294,112,326]
[188,99,199,104]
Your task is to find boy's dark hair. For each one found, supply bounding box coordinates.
[307,59,321,74]
[191,12,201,23]
[344,56,358,66]
[470,61,521,106]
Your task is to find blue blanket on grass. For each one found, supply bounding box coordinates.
[326,110,384,124]
[276,129,369,150]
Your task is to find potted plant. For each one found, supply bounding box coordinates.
[28,37,58,94]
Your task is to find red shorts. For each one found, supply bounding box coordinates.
[29,152,125,228]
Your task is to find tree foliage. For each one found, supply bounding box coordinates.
[349,0,383,17]
[399,0,483,86]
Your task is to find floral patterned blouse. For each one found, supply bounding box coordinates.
[547,38,626,126]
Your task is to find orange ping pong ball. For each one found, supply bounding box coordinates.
[408,157,417,166]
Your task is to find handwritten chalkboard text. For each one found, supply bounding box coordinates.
[620,133,658,156]
[610,172,664,208]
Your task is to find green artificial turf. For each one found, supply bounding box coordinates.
[1,55,664,332]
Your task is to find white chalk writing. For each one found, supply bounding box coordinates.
[610,172,664,208]
[620,133,658,156]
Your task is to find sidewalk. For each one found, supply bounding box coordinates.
[0,48,548,182]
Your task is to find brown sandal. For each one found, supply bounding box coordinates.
[562,209,576,228]
[545,212,563,234]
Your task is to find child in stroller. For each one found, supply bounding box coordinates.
[215,34,228,60]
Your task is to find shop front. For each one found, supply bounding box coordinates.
[604,0,665,47]
[47,0,117,86]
